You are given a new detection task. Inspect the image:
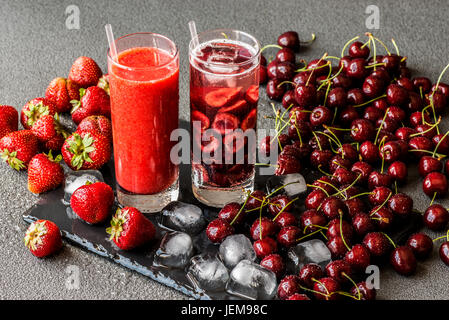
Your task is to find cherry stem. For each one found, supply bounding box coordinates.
[277,80,295,88]
[348,191,373,200]
[430,192,437,206]
[260,44,282,53]
[433,230,449,242]
[301,33,317,44]
[317,165,332,177]
[375,107,390,145]
[323,82,332,108]
[353,94,387,108]
[340,36,360,58]
[409,149,446,158]
[432,129,449,158]
[340,212,351,251]
[381,232,397,249]
[365,62,386,69]
[303,224,329,234]
[306,53,328,86]
[391,38,400,55]
[298,284,329,299]
[369,34,391,55]
[367,33,377,71]
[318,128,342,148]
[409,116,441,138]
[332,174,362,199]
[296,228,324,242]
[307,183,330,197]
[431,62,449,99]
[230,192,251,226]
[370,191,392,216]
[343,272,361,300]
[316,178,340,193]
[272,197,299,221]
[311,131,323,151]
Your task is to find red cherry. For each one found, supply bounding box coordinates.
[305,189,327,210]
[390,246,417,276]
[351,161,373,184]
[363,232,392,258]
[422,172,448,197]
[408,136,433,158]
[360,141,380,163]
[261,254,285,278]
[277,225,301,247]
[326,218,354,241]
[350,119,375,142]
[206,219,234,243]
[388,161,408,183]
[350,282,376,300]
[320,197,348,220]
[298,263,325,288]
[287,293,311,300]
[369,186,392,206]
[423,204,449,231]
[388,193,413,217]
[274,211,298,228]
[345,197,366,218]
[439,242,449,266]
[277,275,300,300]
[345,244,371,271]
[368,171,393,190]
[276,47,296,63]
[370,206,394,230]
[325,259,353,283]
[406,233,433,259]
[253,237,278,259]
[277,31,300,51]
[313,277,341,300]
[268,194,293,216]
[352,213,376,237]
[348,41,370,58]
[386,84,409,106]
[250,217,278,240]
[327,236,350,259]
[245,190,267,210]
[218,202,244,224]
[419,156,442,177]
[294,84,317,107]
[395,127,416,141]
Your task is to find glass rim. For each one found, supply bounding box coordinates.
[107,32,179,71]
[189,28,261,68]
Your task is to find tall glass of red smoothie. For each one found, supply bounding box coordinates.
[189,29,260,207]
[108,33,179,213]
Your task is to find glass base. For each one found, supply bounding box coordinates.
[117,178,179,213]
[192,176,254,208]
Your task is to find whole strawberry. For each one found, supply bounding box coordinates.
[106,207,156,250]
[0,130,39,170]
[24,219,62,258]
[31,114,69,151]
[76,115,112,143]
[68,56,103,88]
[97,74,110,95]
[45,77,80,113]
[28,152,64,194]
[71,86,110,124]
[61,131,111,170]
[0,105,18,139]
[70,181,114,224]
[20,98,56,129]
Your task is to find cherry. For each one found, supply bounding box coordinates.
[245,190,267,210]
[277,225,302,247]
[326,219,354,241]
[307,59,331,76]
[278,31,300,52]
[363,75,385,98]
[311,175,336,193]
[339,107,360,125]
[325,260,352,283]
[332,167,355,185]
[432,82,449,99]
[412,77,432,93]
[345,197,366,218]
[260,55,267,66]
[409,111,430,127]
[350,119,375,142]
[352,213,376,237]
[310,149,333,170]
[406,233,433,259]
[320,197,347,220]
[386,84,409,106]
[310,105,332,127]
[250,217,278,240]
[292,140,312,159]
[298,263,325,288]
[339,56,352,73]
[347,88,365,105]
[267,60,278,79]
[425,92,447,114]
[260,254,285,278]
[382,54,401,73]
[386,106,407,123]
[349,41,370,58]
[432,134,449,154]
[407,92,424,112]
[305,189,327,210]
[390,246,417,276]
[395,127,416,141]
[332,73,353,89]
[399,66,411,78]
[423,204,449,231]
[363,106,383,122]
[313,277,341,300]
[388,161,408,183]
[439,242,449,266]
[218,202,244,224]
[327,236,350,259]
[277,275,300,300]
[373,97,389,111]
[287,293,311,300]
[419,156,442,177]
[346,58,367,79]
[275,62,296,81]
[388,193,413,217]
[294,84,317,107]
[268,194,293,216]
[308,132,331,150]
[369,186,392,206]
[327,87,348,109]
[415,123,437,140]
[275,153,301,175]
[253,237,278,259]
[266,79,286,100]
[408,136,433,158]
[397,77,414,91]
[281,90,296,109]
[274,211,298,228]
[276,47,296,63]
[351,161,373,184]
[368,171,393,190]
[206,218,234,243]
[376,118,399,133]
[363,232,392,258]
[288,120,312,141]
[345,244,371,271]
[350,282,376,300]
[289,106,310,122]
[370,206,394,230]
[422,172,448,197]
[337,143,359,162]
[259,66,268,84]
[293,72,315,86]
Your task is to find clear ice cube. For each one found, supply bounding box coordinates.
[219,234,256,269]
[226,260,277,300]
[159,201,206,235]
[286,239,332,273]
[154,231,194,269]
[187,253,229,292]
[63,170,104,205]
[266,173,307,199]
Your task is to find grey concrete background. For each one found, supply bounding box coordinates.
[0,0,448,300]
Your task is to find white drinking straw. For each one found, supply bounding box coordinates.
[105,24,118,62]
[188,20,199,48]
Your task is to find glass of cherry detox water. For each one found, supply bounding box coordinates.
[189,29,261,207]
[108,33,179,213]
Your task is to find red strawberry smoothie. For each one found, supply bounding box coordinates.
[109,47,179,194]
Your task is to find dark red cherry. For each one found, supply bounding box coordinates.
[277,225,302,247]
[409,111,430,127]
[339,56,352,73]
[309,105,332,127]
[390,246,417,276]
[218,202,244,224]
[350,119,375,142]
[348,41,370,58]
[250,217,278,240]
[415,123,437,140]
[310,149,333,170]
[350,282,376,300]
[294,84,317,107]
[345,244,371,271]
[396,77,414,91]
[308,132,330,150]
[274,211,298,229]
[245,190,267,210]
[370,206,394,230]
[327,236,350,259]
[300,209,327,233]
[287,293,311,300]
[281,90,296,109]
[373,98,389,111]
[307,59,330,76]
[206,218,234,243]
[363,106,383,122]
[268,195,293,216]
[386,84,409,106]
[369,186,392,206]
[325,260,353,283]
[267,60,278,79]
[368,171,393,190]
[305,189,327,210]
[259,65,268,84]
[276,47,296,63]
[347,88,365,105]
[277,275,300,300]
[425,92,447,114]
[351,161,373,184]
[432,134,449,154]
[293,71,315,86]
[439,242,449,266]
[388,161,408,183]
[299,263,325,288]
[345,198,365,218]
[289,106,310,122]
[408,136,433,158]
[352,213,375,237]
[360,141,380,164]
[312,175,335,193]
[275,153,301,175]
[326,219,354,241]
[380,141,402,163]
[346,58,367,79]
[432,82,449,100]
[337,144,359,162]
[260,55,267,66]
[320,197,347,220]
[407,91,424,112]
[261,254,285,278]
[422,172,448,197]
[406,233,433,260]
[381,54,401,73]
[419,156,442,177]
[278,31,300,52]
[363,232,392,258]
[276,62,296,81]
[253,237,278,259]
[266,79,286,100]
[395,127,416,141]
[313,277,341,300]
[399,66,411,78]
[413,77,432,93]
[423,204,449,231]
[327,87,348,109]
[332,73,353,89]
[388,193,413,217]
[363,75,385,98]
[386,106,406,123]
[340,107,360,125]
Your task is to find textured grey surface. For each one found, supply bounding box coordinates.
[0,0,448,300]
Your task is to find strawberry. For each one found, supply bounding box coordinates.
[24,219,62,258]
[0,130,39,170]
[71,86,110,124]
[68,56,103,88]
[27,152,64,194]
[31,114,69,151]
[75,115,112,143]
[45,77,80,113]
[20,97,56,129]
[70,181,114,224]
[0,105,18,139]
[106,207,156,250]
[61,131,111,170]
[97,74,110,95]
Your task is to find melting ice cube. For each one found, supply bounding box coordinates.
[63,170,104,205]
[154,231,194,269]
[286,239,332,273]
[159,201,206,235]
[187,253,229,292]
[219,234,256,269]
[266,173,307,199]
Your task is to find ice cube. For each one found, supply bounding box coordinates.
[63,170,104,205]
[226,260,277,300]
[266,173,307,199]
[154,231,194,269]
[159,201,206,235]
[219,234,256,269]
[187,253,229,292]
[286,239,332,273]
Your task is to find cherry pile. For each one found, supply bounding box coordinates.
[204,31,449,300]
